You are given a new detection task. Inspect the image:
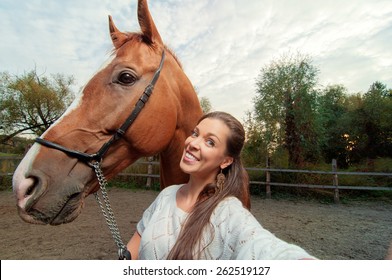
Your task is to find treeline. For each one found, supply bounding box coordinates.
[242,53,392,171]
[1,59,392,174]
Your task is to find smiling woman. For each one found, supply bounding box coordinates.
[127,111,316,260]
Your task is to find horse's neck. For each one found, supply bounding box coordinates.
[159,106,201,188]
[159,134,189,188]
[159,75,203,189]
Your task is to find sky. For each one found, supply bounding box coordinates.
[1,0,392,122]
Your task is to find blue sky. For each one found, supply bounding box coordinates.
[1,0,392,121]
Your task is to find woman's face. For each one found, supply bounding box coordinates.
[180,118,233,181]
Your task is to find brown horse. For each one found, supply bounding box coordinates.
[12,0,202,226]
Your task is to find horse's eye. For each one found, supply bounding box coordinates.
[117,71,137,85]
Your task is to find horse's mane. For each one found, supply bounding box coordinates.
[111,32,183,69]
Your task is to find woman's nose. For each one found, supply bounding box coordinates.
[189,137,201,150]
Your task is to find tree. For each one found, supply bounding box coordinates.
[340,93,367,164]
[253,53,320,167]
[317,85,350,167]
[337,82,392,165]
[361,81,392,159]
[0,70,75,143]
[242,111,268,166]
[199,96,212,114]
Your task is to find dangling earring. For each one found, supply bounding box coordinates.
[216,168,225,192]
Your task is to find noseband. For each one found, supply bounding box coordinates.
[34,50,165,260]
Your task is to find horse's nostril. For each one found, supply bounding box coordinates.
[25,183,36,197]
[14,176,42,210]
[23,176,39,197]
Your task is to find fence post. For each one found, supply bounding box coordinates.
[332,159,340,203]
[146,156,154,189]
[266,157,271,199]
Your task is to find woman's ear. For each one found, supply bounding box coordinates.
[220,156,233,170]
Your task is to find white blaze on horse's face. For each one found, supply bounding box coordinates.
[45,91,84,137]
[12,0,202,225]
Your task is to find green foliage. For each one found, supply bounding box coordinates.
[253,52,321,167]
[373,158,392,173]
[0,137,34,155]
[199,96,212,114]
[248,53,392,200]
[0,70,75,142]
[330,82,392,164]
[316,85,350,168]
[250,51,392,170]
[242,111,268,167]
[0,175,12,191]
[361,82,392,158]
[270,146,289,169]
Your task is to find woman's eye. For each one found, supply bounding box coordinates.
[117,72,137,85]
[206,139,215,147]
[191,130,198,137]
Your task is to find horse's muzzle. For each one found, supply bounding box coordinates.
[16,190,84,225]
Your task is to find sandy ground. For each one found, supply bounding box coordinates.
[1,188,391,260]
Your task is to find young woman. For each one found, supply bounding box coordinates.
[127,111,315,260]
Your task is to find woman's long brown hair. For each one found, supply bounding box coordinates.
[167,111,250,259]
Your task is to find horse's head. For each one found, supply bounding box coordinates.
[12,0,202,225]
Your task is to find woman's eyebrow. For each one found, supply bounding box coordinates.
[205,132,221,143]
[195,125,222,143]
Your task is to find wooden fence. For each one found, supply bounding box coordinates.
[248,159,392,203]
[2,156,391,203]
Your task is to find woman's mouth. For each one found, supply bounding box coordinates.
[184,151,199,162]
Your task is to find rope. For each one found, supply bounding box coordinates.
[92,161,131,260]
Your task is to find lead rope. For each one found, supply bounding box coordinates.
[92,161,131,260]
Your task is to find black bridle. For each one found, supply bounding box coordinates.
[34,50,165,260]
[35,50,165,166]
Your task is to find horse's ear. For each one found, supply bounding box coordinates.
[108,15,129,50]
[137,0,163,45]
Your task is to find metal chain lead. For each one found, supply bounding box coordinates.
[92,161,131,260]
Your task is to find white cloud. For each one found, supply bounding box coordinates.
[1,0,391,121]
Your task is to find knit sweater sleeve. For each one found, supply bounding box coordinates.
[213,198,315,260]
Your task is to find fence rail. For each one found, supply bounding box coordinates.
[1,156,391,203]
[249,159,392,202]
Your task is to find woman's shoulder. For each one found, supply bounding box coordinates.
[158,184,183,197]
[139,184,184,220]
[145,184,181,206]
[213,196,253,223]
[153,184,183,203]
[216,196,246,211]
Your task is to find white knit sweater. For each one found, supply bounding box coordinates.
[137,184,314,260]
